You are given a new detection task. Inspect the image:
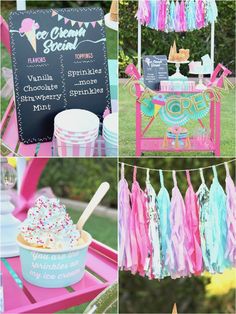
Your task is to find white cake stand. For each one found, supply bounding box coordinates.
[189,70,212,90]
[168,60,189,80]
[105,13,118,31]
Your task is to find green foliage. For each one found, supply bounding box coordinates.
[119,0,236,77]
[39,158,117,208]
[119,271,235,313]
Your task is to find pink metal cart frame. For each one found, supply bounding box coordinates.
[1,158,118,313]
[125,63,231,157]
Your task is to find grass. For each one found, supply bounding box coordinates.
[57,207,117,314]
[119,82,236,156]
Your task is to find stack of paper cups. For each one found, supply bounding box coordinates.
[54,109,99,157]
[103,112,118,156]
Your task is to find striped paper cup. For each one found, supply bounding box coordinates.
[104,139,118,157]
[57,138,96,157]
[54,129,98,144]
[54,125,98,138]
[103,113,118,136]
[103,133,118,146]
[103,129,118,141]
[54,109,99,134]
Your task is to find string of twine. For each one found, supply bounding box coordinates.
[118,159,236,173]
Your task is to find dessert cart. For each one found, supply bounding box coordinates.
[1,158,118,313]
[126,63,231,157]
[129,0,232,157]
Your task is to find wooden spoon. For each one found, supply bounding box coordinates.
[76,182,110,231]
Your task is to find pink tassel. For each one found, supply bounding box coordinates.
[180,0,187,31]
[130,167,151,276]
[225,163,236,266]
[158,0,167,31]
[118,163,132,270]
[196,0,205,29]
[166,171,193,278]
[136,0,151,25]
[174,0,181,32]
[184,171,203,274]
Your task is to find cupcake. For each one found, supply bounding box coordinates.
[17,196,92,288]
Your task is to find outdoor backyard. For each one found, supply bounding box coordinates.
[119,157,236,314]
[119,0,236,157]
[119,84,235,156]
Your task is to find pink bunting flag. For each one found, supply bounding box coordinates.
[91,21,97,28]
[64,17,69,24]
[78,21,83,27]
[51,10,57,17]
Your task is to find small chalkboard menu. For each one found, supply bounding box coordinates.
[142,55,169,90]
[9,8,111,144]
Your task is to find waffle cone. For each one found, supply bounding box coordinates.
[110,0,118,22]
[25,30,37,53]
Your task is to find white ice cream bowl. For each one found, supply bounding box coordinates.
[17,230,92,288]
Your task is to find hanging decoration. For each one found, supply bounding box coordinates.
[136,0,218,32]
[51,10,103,28]
[118,160,236,280]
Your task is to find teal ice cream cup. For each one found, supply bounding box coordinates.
[17,230,92,288]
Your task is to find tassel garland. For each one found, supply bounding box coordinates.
[119,161,236,279]
[136,0,218,32]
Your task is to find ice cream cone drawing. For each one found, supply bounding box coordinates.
[19,18,39,53]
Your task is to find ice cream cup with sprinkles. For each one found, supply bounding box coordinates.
[17,196,92,288]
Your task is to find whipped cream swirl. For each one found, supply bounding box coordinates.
[20,196,80,249]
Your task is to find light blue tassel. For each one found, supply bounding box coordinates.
[148,0,157,29]
[186,0,196,31]
[206,0,218,23]
[156,170,171,278]
[207,166,228,273]
[168,0,176,32]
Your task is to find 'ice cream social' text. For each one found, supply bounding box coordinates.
[17,17,100,54]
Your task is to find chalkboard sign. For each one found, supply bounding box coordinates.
[9,8,111,144]
[142,55,169,90]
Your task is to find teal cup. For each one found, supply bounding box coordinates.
[17,231,92,288]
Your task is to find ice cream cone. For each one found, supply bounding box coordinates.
[172,303,178,314]
[110,0,118,22]
[25,30,37,53]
